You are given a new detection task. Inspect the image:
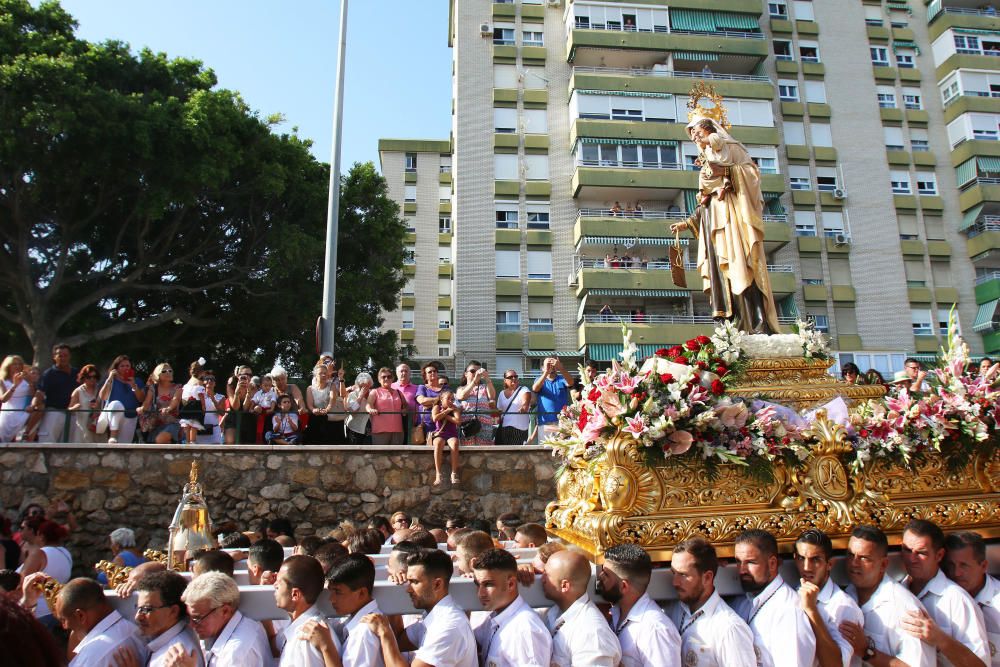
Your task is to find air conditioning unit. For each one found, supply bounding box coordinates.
[567,272,577,287]
[832,188,847,200]
[480,22,492,36]
[547,0,562,7]
[834,233,851,246]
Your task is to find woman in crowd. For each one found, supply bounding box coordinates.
[304,363,339,444]
[431,390,463,485]
[108,527,145,568]
[367,366,408,445]
[456,360,497,445]
[179,359,208,444]
[225,365,257,444]
[67,364,102,443]
[96,355,146,444]
[15,517,71,628]
[0,355,36,442]
[271,365,307,414]
[345,372,374,445]
[496,369,532,445]
[137,362,182,444]
[415,363,448,443]
[840,362,861,385]
[197,371,225,444]
[0,516,19,570]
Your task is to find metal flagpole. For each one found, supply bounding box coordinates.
[320,0,349,356]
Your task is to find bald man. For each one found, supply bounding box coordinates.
[116,561,167,598]
[53,577,148,665]
[542,550,621,666]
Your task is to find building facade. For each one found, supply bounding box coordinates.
[379,0,996,379]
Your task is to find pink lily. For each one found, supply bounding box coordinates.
[615,373,641,395]
[624,415,647,437]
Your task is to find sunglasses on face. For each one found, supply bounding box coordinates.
[504,375,517,380]
[202,377,215,382]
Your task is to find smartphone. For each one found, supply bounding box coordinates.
[122,368,135,382]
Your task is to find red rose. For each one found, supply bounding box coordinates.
[655,348,669,357]
[696,335,711,345]
[859,429,869,438]
[668,345,684,358]
[577,407,589,431]
[685,339,701,351]
[710,379,725,395]
[659,373,674,384]
[696,361,708,370]
[673,357,689,365]
[714,365,728,376]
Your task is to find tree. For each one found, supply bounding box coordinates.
[0,0,409,375]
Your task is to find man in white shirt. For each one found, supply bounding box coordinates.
[274,555,340,667]
[840,525,935,667]
[48,577,148,667]
[665,536,756,667]
[178,570,273,667]
[471,547,551,666]
[598,543,681,667]
[541,548,621,666]
[362,548,477,667]
[730,529,817,667]
[135,571,204,666]
[793,529,864,667]
[944,531,1000,666]
[899,519,989,667]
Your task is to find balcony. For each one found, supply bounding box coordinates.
[575,259,796,296]
[928,4,1000,42]
[570,66,773,101]
[572,160,785,201]
[959,179,1000,212]
[976,270,1000,303]
[578,314,797,352]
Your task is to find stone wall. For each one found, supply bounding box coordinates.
[0,443,558,575]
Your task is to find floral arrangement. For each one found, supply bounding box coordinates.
[547,313,997,480]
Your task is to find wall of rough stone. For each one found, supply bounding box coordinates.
[0,443,558,575]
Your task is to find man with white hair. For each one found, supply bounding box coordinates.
[169,571,272,666]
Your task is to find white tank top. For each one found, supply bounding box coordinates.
[18,545,72,618]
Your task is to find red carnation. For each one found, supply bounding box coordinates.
[659,373,674,384]
[710,379,725,395]
[685,339,701,351]
[668,345,684,358]
[655,348,669,357]
[696,335,711,345]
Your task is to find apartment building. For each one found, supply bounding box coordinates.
[379,0,994,378]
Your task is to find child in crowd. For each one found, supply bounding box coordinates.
[251,374,278,413]
[179,359,207,444]
[430,390,463,486]
[266,394,300,445]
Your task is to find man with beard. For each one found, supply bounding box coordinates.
[793,529,863,667]
[134,571,203,666]
[361,549,476,667]
[730,529,816,667]
[665,537,755,667]
[598,543,680,667]
[944,531,1000,666]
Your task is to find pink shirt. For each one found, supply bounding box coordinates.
[370,387,404,434]
[391,381,418,413]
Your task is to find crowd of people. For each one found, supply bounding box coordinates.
[841,356,1000,393]
[0,508,996,667]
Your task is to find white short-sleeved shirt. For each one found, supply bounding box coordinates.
[546,593,621,667]
[404,594,477,667]
[147,621,204,667]
[337,600,385,667]
[70,609,148,667]
[611,592,681,667]
[473,595,551,667]
[846,575,935,667]
[666,589,757,667]
[974,574,1000,666]
[800,577,864,667]
[278,605,341,667]
[204,610,274,667]
[908,569,991,666]
[729,576,817,667]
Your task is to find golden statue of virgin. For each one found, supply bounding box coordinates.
[671,83,781,335]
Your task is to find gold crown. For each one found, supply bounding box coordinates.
[686,81,731,131]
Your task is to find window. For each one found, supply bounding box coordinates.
[495,202,519,229]
[494,154,519,180]
[440,155,451,173]
[955,34,980,54]
[438,246,452,265]
[402,278,415,296]
[789,165,811,191]
[871,47,889,66]
[890,170,911,194]
[404,153,417,172]
[439,216,451,234]
[493,24,515,46]
[801,257,823,284]
[522,30,543,47]
[784,121,806,145]
[910,128,929,151]
[883,126,905,151]
[611,107,643,121]
[941,79,960,105]
[401,310,414,329]
[896,48,916,69]
[527,204,550,229]
[523,108,547,133]
[821,211,845,237]
[528,301,554,331]
[496,304,521,332]
[810,123,833,147]
[938,309,952,336]
[794,210,817,236]
[877,86,897,109]
[522,67,546,90]
[804,80,827,104]
[774,40,793,61]
[438,346,451,357]
[902,88,922,110]
[493,64,517,88]
[438,278,451,296]
[799,40,820,63]
[933,262,952,287]
[916,173,937,195]
[864,5,883,26]
[753,156,778,174]
[404,245,416,265]
[911,309,933,336]
[793,1,815,21]
[829,258,851,285]
[404,185,417,202]
[812,314,830,334]
[438,185,451,202]
[527,250,552,279]
[816,166,838,192]
[438,310,451,330]
[768,1,787,18]
[778,79,799,102]
[904,259,926,287]
[494,108,517,133]
[496,250,520,278]
[404,219,416,233]
[523,154,549,180]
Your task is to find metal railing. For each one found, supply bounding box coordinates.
[578,257,793,272]
[577,209,788,223]
[943,6,1000,16]
[977,271,1000,285]
[669,28,765,40]
[573,21,669,34]
[968,216,1000,237]
[583,313,798,325]
[576,158,684,170]
[572,65,771,83]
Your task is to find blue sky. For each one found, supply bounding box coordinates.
[60,0,453,171]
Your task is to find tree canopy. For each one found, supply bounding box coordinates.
[0,0,408,376]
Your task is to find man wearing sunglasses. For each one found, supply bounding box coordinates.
[117,571,204,666]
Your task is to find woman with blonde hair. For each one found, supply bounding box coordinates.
[137,362,182,443]
[304,362,346,444]
[0,355,36,442]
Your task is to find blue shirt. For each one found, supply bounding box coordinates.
[39,365,78,409]
[108,378,145,418]
[536,376,568,424]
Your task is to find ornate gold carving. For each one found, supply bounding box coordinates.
[727,358,886,411]
[687,82,731,130]
[95,560,132,588]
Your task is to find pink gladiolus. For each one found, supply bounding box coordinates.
[666,429,693,454]
[624,415,647,437]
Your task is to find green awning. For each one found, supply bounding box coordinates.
[892,41,920,55]
[766,198,786,216]
[580,236,690,246]
[673,51,720,62]
[588,343,688,361]
[683,189,699,212]
[961,203,985,231]
[957,157,977,187]
[522,350,581,357]
[979,156,1000,173]
[670,8,716,32]
[577,294,588,323]
[954,28,1000,37]
[974,299,1000,333]
[587,288,691,297]
[712,12,760,31]
[578,137,679,147]
[576,89,673,99]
